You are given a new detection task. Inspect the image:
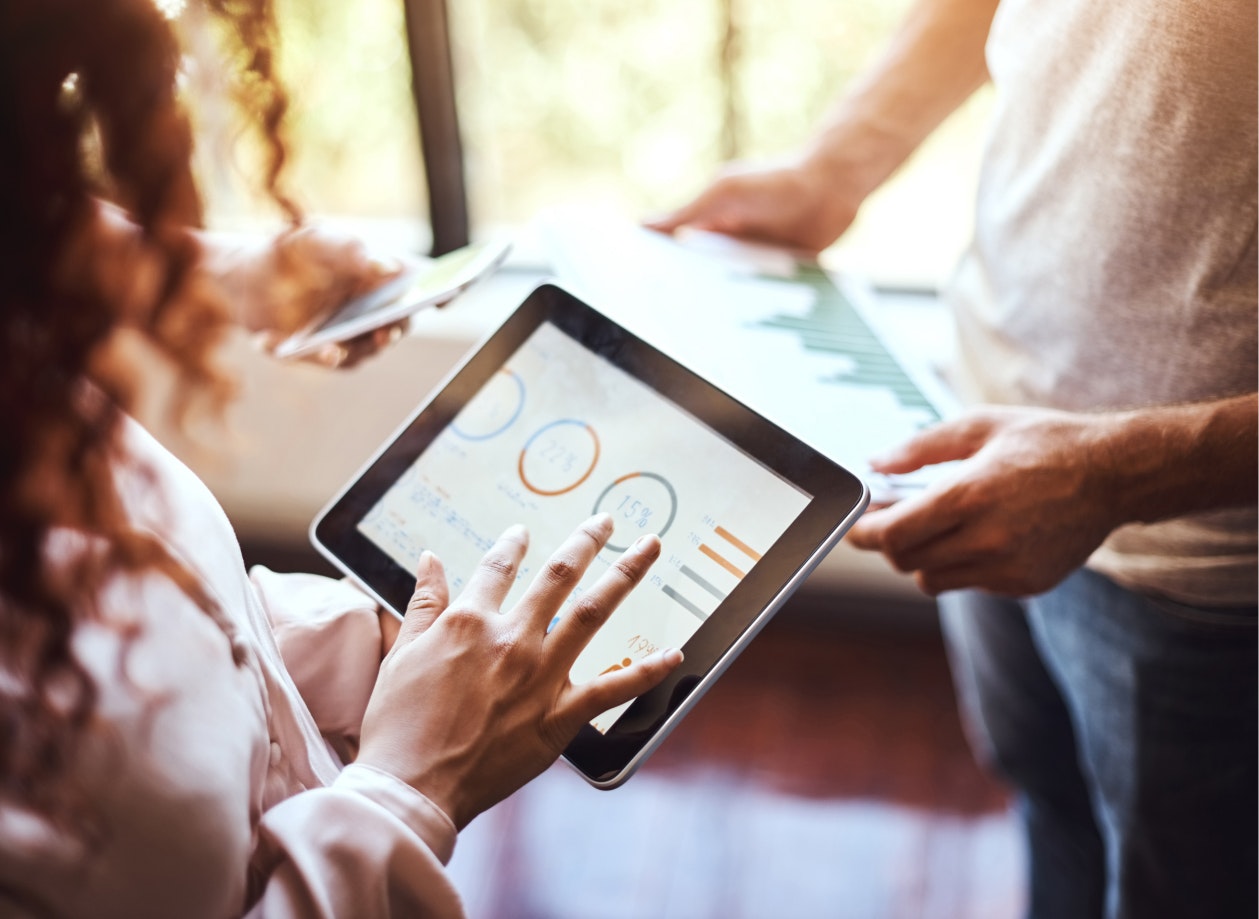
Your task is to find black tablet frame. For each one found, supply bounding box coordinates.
[311,282,869,787]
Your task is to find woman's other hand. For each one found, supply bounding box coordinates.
[204,223,412,369]
[356,514,683,830]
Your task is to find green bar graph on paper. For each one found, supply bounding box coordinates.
[755,265,940,420]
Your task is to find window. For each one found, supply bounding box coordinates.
[188,0,991,286]
[451,0,991,285]
[183,0,429,251]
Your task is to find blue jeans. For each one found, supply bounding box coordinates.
[939,568,1257,919]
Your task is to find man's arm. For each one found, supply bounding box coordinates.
[846,395,1259,597]
[649,0,1002,250]
[803,0,1000,214]
[1102,394,1258,523]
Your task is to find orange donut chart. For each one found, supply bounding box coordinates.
[518,419,601,496]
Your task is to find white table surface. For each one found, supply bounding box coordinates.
[136,254,953,607]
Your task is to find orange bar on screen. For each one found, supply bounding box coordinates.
[714,525,762,562]
[699,543,746,579]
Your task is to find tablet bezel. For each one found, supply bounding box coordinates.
[310,282,869,788]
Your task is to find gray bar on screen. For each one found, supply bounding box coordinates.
[662,584,710,622]
[680,564,726,600]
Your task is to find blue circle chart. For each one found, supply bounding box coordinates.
[592,472,678,552]
[451,369,525,441]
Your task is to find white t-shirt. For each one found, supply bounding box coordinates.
[946,0,1258,605]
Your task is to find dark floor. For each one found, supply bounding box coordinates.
[446,609,1024,919]
[243,540,1024,918]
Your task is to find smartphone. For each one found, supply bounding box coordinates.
[273,237,513,359]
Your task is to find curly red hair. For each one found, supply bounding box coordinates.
[0,0,297,832]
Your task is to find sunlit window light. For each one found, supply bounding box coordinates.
[154,0,187,20]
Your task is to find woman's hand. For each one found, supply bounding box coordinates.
[201,223,412,369]
[356,514,683,829]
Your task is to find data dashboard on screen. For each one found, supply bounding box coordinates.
[356,321,811,732]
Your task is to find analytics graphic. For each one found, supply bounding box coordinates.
[359,322,811,732]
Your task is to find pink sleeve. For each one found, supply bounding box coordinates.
[249,567,384,744]
[246,764,464,918]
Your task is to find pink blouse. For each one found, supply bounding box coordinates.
[0,417,465,917]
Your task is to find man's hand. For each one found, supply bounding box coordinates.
[846,406,1125,596]
[648,0,1000,253]
[645,157,861,254]
[849,394,1258,597]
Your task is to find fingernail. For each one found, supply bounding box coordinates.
[318,342,348,367]
[414,549,433,578]
[368,254,402,277]
[501,523,528,542]
[590,512,613,531]
[657,648,684,666]
[634,533,661,553]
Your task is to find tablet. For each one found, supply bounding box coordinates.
[273,238,512,359]
[311,282,868,788]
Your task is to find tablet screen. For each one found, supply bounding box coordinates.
[356,320,812,731]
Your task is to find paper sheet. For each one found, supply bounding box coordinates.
[539,210,961,501]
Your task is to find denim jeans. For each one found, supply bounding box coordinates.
[939,568,1258,919]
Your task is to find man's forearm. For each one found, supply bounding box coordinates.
[1101,393,1259,525]
[803,0,1001,199]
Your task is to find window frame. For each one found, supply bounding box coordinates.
[402,0,470,254]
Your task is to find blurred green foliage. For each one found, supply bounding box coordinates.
[452,0,915,223]
[188,0,422,223]
[191,0,988,282]
[195,0,912,222]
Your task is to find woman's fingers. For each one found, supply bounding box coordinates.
[455,523,530,613]
[372,317,410,349]
[394,550,451,648]
[354,253,405,296]
[562,647,684,729]
[321,317,409,369]
[512,514,613,631]
[540,533,677,735]
[543,533,662,665]
[359,516,680,827]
